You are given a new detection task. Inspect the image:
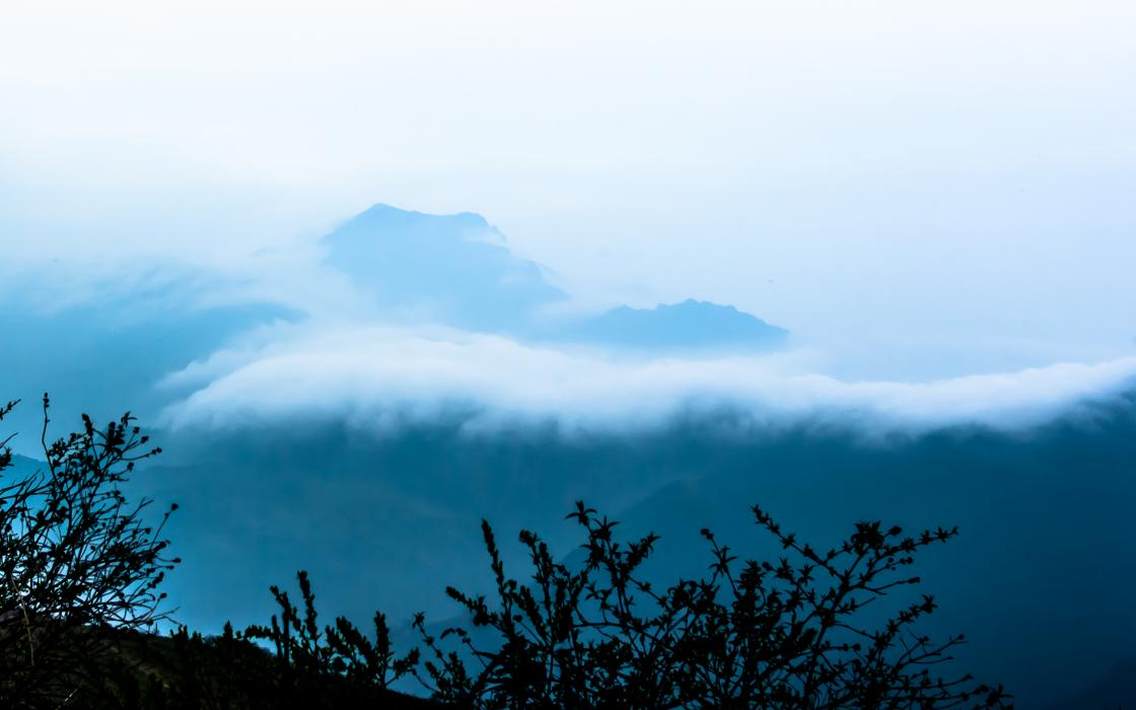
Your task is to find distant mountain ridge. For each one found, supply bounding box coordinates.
[565,299,788,351]
[323,203,789,350]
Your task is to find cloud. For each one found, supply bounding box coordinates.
[160,322,1136,436]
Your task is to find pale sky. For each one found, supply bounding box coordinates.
[3,0,1135,378]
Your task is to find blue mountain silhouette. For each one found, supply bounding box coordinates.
[323,203,566,331]
[324,203,788,349]
[564,299,788,350]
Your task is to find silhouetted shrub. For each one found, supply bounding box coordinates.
[411,502,1009,708]
[102,619,431,709]
[0,396,178,707]
[240,570,421,705]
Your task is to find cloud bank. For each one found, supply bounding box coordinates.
[160,322,1136,436]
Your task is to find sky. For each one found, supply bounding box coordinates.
[2,0,1135,381]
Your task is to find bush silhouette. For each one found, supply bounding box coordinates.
[0,396,177,707]
[0,399,1008,707]
[409,502,1008,707]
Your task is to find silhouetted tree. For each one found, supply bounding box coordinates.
[0,395,178,707]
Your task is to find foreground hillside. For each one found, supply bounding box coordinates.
[36,626,436,709]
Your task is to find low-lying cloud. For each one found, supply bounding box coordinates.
[160,322,1136,436]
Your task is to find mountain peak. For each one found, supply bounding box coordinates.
[351,203,491,230]
[565,299,788,351]
[322,203,789,350]
[323,204,563,330]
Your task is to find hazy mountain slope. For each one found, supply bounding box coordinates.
[323,203,566,331]
[562,298,788,350]
[122,391,1136,706]
[1047,658,1136,709]
[603,396,1136,706]
[0,300,292,452]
